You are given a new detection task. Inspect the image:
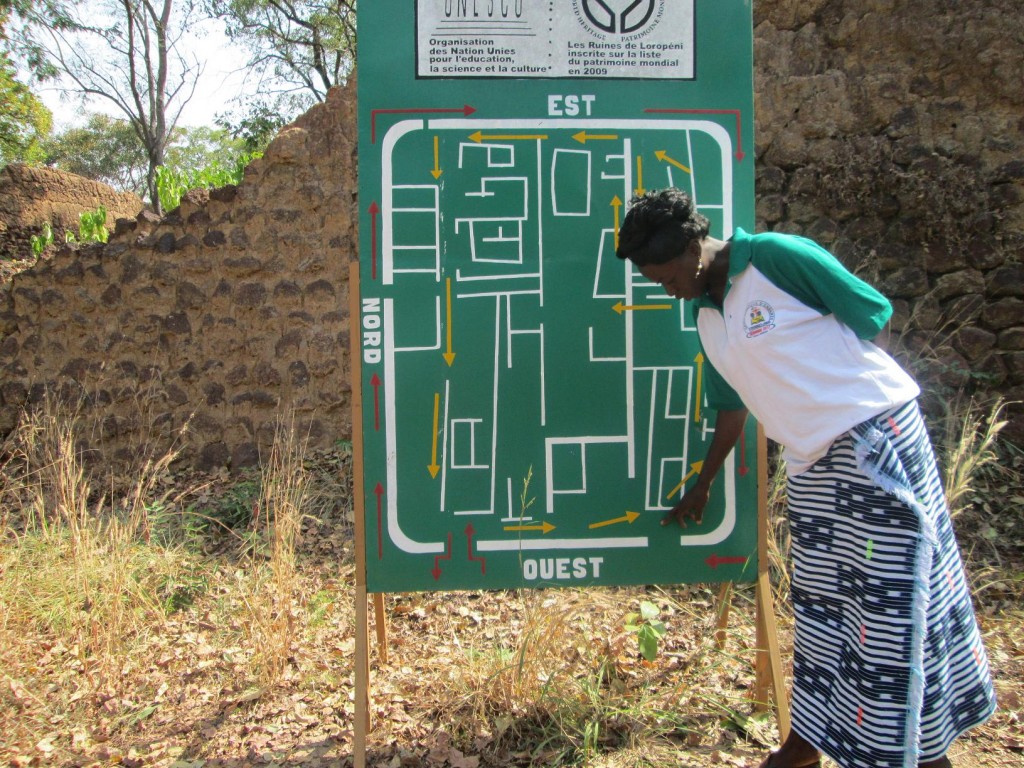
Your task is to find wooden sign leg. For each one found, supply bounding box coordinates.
[753,581,769,710]
[756,572,790,739]
[714,581,733,650]
[349,262,372,767]
[354,586,370,767]
[374,592,388,665]
[754,424,790,738]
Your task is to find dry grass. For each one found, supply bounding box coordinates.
[940,397,1009,518]
[0,399,183,690]
[0,394,1020,767]
[238,416,310,687]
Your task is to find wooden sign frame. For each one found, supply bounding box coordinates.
[358,1,763,596]
[349,262,788,767]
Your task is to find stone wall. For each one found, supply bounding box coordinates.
[754,0,1023,439]
[0,0,1020,469]
[0,86,359,470]
[0,164,143,261]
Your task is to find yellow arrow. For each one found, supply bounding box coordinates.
[665,461,705,500]
[469,131,548,142]
[634,155,646,196]
[655,150,692,174]
[431,135,442,179]
[694,352,704,422]
[443,277,456,366]
[573,130,618,144]
[611,195,622,249]
[613,301,673,314]
[504,521,556,534]
[428,392,441,478]
[589,510,641,530]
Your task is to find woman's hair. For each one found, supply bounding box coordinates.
[616,188,710,266]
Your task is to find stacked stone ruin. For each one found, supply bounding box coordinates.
[0,0,1020,470]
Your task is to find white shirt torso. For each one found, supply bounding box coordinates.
[697,265,920,474]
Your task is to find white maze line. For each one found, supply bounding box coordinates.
[379,118,736,554]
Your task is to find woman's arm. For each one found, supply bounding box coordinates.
[662,407,749,527]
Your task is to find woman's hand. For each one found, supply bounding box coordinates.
[661,483,711,527]
[660,407,748,529]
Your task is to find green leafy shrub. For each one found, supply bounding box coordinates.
[207,475,262,531]
[65,205,109,244]
[155,151,261,212]
[157,568,210,613]
[26,206,108,258]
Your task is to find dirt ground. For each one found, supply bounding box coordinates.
[3,476,1020,768]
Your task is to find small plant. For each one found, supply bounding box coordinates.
[64,205,109,245]
[154,164,191,212]
[519,464,536,519]
[157,568,210,613]
[201,474,261,531]
[624,600,667,662]
[79,205,108,243]
[30,222,54,256]
[307,589,336,628]
[26,207,108,258]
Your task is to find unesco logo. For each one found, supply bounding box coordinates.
[575,0,660,36]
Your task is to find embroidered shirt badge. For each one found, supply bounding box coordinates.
[744,300,776,338]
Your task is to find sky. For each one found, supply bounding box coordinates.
[36,18,256,131]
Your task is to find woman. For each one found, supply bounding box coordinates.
[616,188,995,768]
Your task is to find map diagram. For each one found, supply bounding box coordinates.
[360,117,758,591]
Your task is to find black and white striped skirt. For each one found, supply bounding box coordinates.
[787,400,996,768]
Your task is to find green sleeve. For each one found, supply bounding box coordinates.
[749,233,892,340]
[703,353,746,411]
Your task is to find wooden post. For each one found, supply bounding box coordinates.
[350,262,371,768]
[374,592,388,664]
[753,424,790,739]
[714,581,732,650]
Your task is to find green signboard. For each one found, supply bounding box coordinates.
[357,1,757,593]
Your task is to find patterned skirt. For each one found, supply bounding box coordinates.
[786,400,996,768]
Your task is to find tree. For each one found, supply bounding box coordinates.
[0,48,52,164]
[215,96,289,153]
[42,115,250,198]
[154,126,256,211]
[0,2,53,164]
[1,0,75,81]
[10,0,207,211]
[208,0,354,109]
[163,122,248,171]
[41,112,147,192]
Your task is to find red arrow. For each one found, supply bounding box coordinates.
[705,553,749,569]
[465,523,486,575]
[432,532,453,580]
[370,373,382,431]
[644,108,746,161]
[368,201,380,280]
[374,482,385,559]
[371,105,477,143]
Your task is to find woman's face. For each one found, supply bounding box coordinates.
[637,241,703,301]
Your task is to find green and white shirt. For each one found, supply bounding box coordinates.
[692,228,919,475]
